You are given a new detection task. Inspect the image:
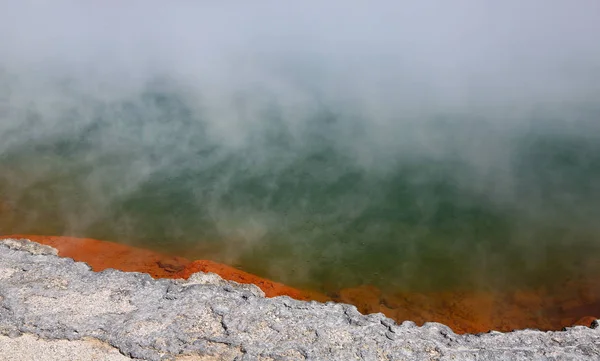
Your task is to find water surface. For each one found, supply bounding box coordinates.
[2,85,599,296]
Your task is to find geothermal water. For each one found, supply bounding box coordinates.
[1,2,600,326]
[2,96,600,294]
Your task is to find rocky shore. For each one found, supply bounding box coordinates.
[2,235,327,302]
[1,238,600,360]
[5,234,599,334]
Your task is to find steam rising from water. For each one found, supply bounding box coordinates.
[1,1,600,292]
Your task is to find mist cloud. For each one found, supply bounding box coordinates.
[1,1,600,291]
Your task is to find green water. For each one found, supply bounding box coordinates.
[2,87,600,294]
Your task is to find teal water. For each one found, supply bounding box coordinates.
[1,85,600,294]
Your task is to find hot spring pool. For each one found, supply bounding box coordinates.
[1,87,599,298]
[2,1,600,331]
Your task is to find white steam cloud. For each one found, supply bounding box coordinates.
[1,1,599,291]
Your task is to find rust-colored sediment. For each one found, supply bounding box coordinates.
[2,235,328,302]
[3,234,599,334]
[334,284,600,334]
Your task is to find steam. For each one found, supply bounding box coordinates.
[1,1,600,292]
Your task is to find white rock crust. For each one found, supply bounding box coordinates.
[1,238,599,361]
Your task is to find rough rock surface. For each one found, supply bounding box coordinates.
[0,333,132,361]
[1,239,600,360]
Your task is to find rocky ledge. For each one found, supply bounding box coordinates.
[1,239,600,360]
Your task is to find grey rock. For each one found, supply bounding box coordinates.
[1,238,58,256]
[1,238,599,360]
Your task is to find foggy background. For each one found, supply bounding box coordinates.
[1,1,600,293]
